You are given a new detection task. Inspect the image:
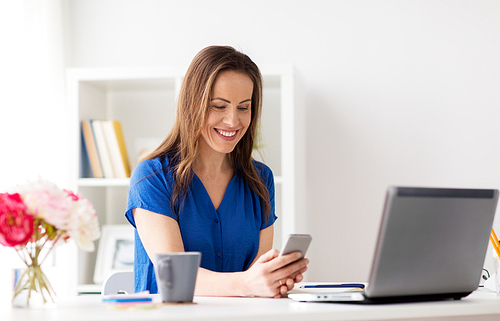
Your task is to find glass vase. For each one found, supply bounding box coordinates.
[12,263,56,308]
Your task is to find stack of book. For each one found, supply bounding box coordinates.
[81,120,131,178]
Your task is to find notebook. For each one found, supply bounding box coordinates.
[289,187,499,304]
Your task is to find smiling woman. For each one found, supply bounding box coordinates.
[125,45,309,298]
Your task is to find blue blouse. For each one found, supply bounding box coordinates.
[125,156,276,293]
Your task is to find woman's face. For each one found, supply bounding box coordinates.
[200,70,253,155]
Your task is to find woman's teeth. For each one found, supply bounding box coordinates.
[216,129,236,137]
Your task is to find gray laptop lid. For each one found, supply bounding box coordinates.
[366,187,498,299]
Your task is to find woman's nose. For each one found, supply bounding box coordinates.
[223,108,238,127]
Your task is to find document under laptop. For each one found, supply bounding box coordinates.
[289,187,499,304]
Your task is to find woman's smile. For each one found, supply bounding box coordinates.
[215,128,238,138]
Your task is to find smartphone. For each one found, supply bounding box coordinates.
[279,234,312,259]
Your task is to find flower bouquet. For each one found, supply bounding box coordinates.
[0,178,100,307]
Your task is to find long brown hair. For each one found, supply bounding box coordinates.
[146,46,271,220]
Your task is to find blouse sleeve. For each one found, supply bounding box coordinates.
[125,158,176,227]
[254,161,277,230]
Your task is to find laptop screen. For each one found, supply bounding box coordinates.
[366,187,498,299]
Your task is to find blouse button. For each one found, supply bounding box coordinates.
[215,219,219,224]
[216,252,221,257]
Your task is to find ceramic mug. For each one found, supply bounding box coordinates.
[155,252,201,303]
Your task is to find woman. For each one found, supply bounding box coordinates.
[125,46,308,298]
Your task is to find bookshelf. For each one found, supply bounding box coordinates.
[66,65,305,290]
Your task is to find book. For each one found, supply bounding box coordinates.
[91,120,115,178]
[81,120,103,178]
[102,120,131,178]
[112,120,132,177]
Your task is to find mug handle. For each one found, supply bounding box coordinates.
[158,257,173,289]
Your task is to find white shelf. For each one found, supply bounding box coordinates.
[78,178,130,187]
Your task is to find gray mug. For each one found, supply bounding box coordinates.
[154,252,201,303]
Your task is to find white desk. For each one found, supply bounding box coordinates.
[2,288,500,321]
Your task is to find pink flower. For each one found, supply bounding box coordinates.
[64,189,79,201]
[0,193,34,247]
[13,179,71,230]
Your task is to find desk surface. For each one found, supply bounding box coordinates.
[2,288,500,321]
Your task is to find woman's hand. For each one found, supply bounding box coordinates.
[242,248,309,298]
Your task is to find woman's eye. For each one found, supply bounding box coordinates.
[213,105,225,110]
[238,105,250,111]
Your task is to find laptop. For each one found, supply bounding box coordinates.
[289,186,499,304]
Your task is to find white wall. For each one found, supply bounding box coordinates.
[5,0,499,286]
[0,0,68,191]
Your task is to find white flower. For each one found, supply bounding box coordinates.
[66,194,101,252]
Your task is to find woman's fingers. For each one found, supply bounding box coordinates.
[294,272,304,283]
[284,266,307,283]
[273,258,309,281]
[279,284,288,296]
[275,278,296,297]
[258,250,306,276]
[257,248,279,264]
[273,259,309,298]
[266,251,303,271]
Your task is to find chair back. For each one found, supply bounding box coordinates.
[101,271,134,295]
